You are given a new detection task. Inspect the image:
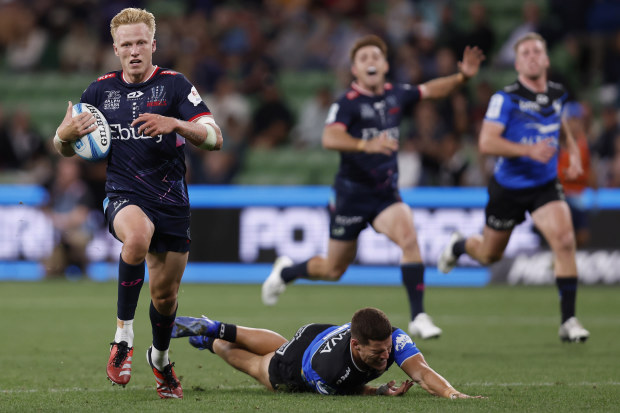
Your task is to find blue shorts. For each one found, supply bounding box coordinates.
[329,180,402,241]
[104,194,191,253]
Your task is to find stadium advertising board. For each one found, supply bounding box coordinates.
[1,186,619,285]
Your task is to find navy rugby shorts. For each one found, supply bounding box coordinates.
[268,323,333,392]
[329,181,402,241]
[104,194,191,253]
[485,176,564,231]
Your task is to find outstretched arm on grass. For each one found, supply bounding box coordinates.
[400,353,485,399]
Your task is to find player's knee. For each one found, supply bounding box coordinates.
[151,293,177,313]
[121,234,150,262]
[555,231,577,254]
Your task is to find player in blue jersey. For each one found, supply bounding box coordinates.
[171,307,484,398]
[52,8,223,398]
[262,35,485,340]
[437,33,590,342]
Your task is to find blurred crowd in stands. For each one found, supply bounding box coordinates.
[1,0,620,192]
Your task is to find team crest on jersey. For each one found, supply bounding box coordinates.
[104,90,121,110]
[360,103,375,119]
[147,86,167,107]
[395,333,412,352]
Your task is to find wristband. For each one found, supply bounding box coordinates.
[54,128,69,144]
[376,384,389,395]
[458,71,470,83]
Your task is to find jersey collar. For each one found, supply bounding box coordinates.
[121,65,159,85]
[349,342,366,372]
[517,78,547,95]
[351,81,391,97]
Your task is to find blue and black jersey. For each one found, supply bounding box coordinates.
[484,80,568,189]
[80,66,211,206]
[300,323,420,395]
[325,82,421,191]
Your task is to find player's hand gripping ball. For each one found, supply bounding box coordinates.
[71,103,111,161]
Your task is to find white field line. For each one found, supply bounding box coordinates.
[465,382,620,387]
[2,382,620,394]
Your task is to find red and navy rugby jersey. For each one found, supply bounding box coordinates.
[80,66,210,206]
[325,82,421,191]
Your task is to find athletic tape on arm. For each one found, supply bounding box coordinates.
[196,116,218,150]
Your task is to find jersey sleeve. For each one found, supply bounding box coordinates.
[324,95,354,128]
[392,328,420,366]
[173,74,211,122]
[80,81,98,105]
[484,91,512,126]
[400,83,422,106]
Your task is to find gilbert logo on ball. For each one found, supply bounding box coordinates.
[71,103,111,161]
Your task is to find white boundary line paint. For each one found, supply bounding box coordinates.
[2,382,620,394]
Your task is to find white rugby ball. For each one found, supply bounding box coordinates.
[71,103,111,161]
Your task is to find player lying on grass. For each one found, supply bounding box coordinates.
[172,307,484,398]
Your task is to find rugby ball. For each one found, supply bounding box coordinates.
[71,103,111,161]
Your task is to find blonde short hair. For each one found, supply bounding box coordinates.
[110,8,156,42]
[513,32,547,53]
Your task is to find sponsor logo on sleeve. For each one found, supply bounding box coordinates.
[395,333,412,352]
[97,73,116,81]
[188,86,202,106]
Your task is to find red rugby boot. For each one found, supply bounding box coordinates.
[107,341,133,386]
[146,347,183,399]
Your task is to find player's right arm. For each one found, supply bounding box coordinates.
[479,120,556,162]
[361,380,413,396]
[400,353,483,399]
[53,101,96,157]
[479,92,555,163]
[322,123,398,155]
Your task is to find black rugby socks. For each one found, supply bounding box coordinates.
[402,263,425,319]
[150,301,177,351]
[556,277,578,323]
[281,260,310,283]
[117,255,145,320]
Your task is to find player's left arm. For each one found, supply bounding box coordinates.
[400,353,485,399]
[132,113,223,151]
[419,46,485,100]
[560,117,583,179]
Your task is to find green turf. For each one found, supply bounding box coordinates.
[0,281,618,412]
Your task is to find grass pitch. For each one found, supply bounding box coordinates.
[0,281,618,412]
